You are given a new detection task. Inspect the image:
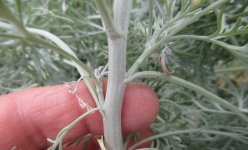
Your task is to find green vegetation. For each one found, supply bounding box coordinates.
[1,0,248,149]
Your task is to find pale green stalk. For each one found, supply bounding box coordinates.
[94,0,132,149]
[171,35,248,63]
[127,0,229,76]
[125,71,248,124]
[171,35,248,52]
[128,128,247,150]
[93,0,119,37]
[48,108,99,150]
[0,2,107,148]
[0,32,95,80]
[0,0,28,35]
[0,5,104,115]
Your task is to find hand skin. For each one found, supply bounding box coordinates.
[0,80,159,150]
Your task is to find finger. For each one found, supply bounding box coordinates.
[0,85,90,150]
[85,80,159,134]
[62,128,153,150]
[0,80,159,149]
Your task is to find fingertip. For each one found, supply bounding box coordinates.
[86,81,159,134]
[122,83,159,133]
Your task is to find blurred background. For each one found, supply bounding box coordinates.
[0,0,248,149]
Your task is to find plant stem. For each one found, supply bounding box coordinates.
[171,34,248,63]
[104,37,126,149]
[1,21,105,115]
[127,0,229,76]
[128,128,247,150]
[105,1,132,149]
[94,0,132,149]
[93,0,119,37]
[0,0,29,36]
[0,32,95,81]
[0,1,101,94]
[125,71,248,124]
[48,108,99,150]
[127,35,172,76]
[215,66,244,73]
[171,34,247,51]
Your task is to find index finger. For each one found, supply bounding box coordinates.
[0,80,159,149]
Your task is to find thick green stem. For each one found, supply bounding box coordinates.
[104,36,127,149]
[94,0,132,149]
[104,1,132,149]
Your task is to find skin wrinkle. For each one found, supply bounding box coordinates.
[14,92,47,149]
[41,86,90,146]
[12,85,89,149]
[30,86,88,146]
[30,96,56,147]
[1,94,41,149]
[0,97,17,148]
[0,81,159,149]
[31,86,65,102]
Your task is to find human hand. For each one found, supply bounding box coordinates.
[0,80,159,150]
